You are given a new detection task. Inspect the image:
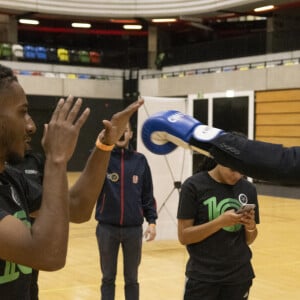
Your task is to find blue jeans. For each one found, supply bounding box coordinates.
[96,223,143,300]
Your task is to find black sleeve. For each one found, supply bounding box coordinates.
[5,166,42,213]
[177,179,198,219]
[0,208,8,220]
[206,133,300,185]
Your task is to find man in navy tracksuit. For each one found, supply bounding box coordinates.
[95,122,157,300]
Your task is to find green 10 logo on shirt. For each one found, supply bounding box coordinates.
[204,197,243,232]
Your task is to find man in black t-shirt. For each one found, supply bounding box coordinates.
[177,157,259,300]
[9,106,44,300]
[0,64,144,300]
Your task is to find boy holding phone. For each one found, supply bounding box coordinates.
[177,156,259,300]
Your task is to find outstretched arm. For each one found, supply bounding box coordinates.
[208,134,300,185]
[142,110,300,185]
[69,98,144,223]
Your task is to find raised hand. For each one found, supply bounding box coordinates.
[98,98,144,145]
[42,96,90,163]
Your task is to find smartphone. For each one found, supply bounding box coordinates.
[236,204,256,214]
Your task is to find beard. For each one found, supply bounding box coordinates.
[0,121,25,165]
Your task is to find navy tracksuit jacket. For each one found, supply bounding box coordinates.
[95,147,157,226]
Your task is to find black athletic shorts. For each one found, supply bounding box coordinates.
[184,278,253,300]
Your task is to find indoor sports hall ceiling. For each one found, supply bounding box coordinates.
[0,0,297,18]
[0,0,299,68]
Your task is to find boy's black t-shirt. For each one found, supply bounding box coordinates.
[177,172,259,284]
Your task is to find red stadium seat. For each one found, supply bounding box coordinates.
[89,51,101,64]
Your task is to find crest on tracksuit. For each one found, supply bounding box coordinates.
[132,175,139,184]
[107,173,119,182]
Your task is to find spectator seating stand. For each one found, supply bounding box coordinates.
[78,50,90,64]
[47,47,59,63]
[12,44,24,61]
[1,42,103,67]
[0,43,12,60]
[89,51,101,65]
[23,45,36,60]
[57,48,70,63]
[35,46,47,61]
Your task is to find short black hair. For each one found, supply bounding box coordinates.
[196,155,217,172]
[0,64,18,90]
[196,131,247,173]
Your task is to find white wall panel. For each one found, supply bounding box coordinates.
[137,96,193,240]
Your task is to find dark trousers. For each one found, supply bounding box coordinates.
[96,223,142,300]
[184,278,252,300]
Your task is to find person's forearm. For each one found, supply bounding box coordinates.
[178,218,223,245]
[30,159,69,270]
[69,148,111,223]
[245,226,258,245]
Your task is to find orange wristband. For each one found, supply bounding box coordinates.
[95,139,114,151]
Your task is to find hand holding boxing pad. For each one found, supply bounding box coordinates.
[141,110,224,155]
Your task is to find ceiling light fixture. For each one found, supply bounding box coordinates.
[254,5,275,12]
[151,18,177,23]
[19,19,39,25]
[71,22,91,28]
[123,24,142,30]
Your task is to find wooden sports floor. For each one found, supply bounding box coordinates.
[38,173,300,300]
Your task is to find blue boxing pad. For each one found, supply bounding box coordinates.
[142,110,224,155]
[142,110,198,155]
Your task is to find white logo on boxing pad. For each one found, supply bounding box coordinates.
[167,112,184,123]
[193,125,222,141]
